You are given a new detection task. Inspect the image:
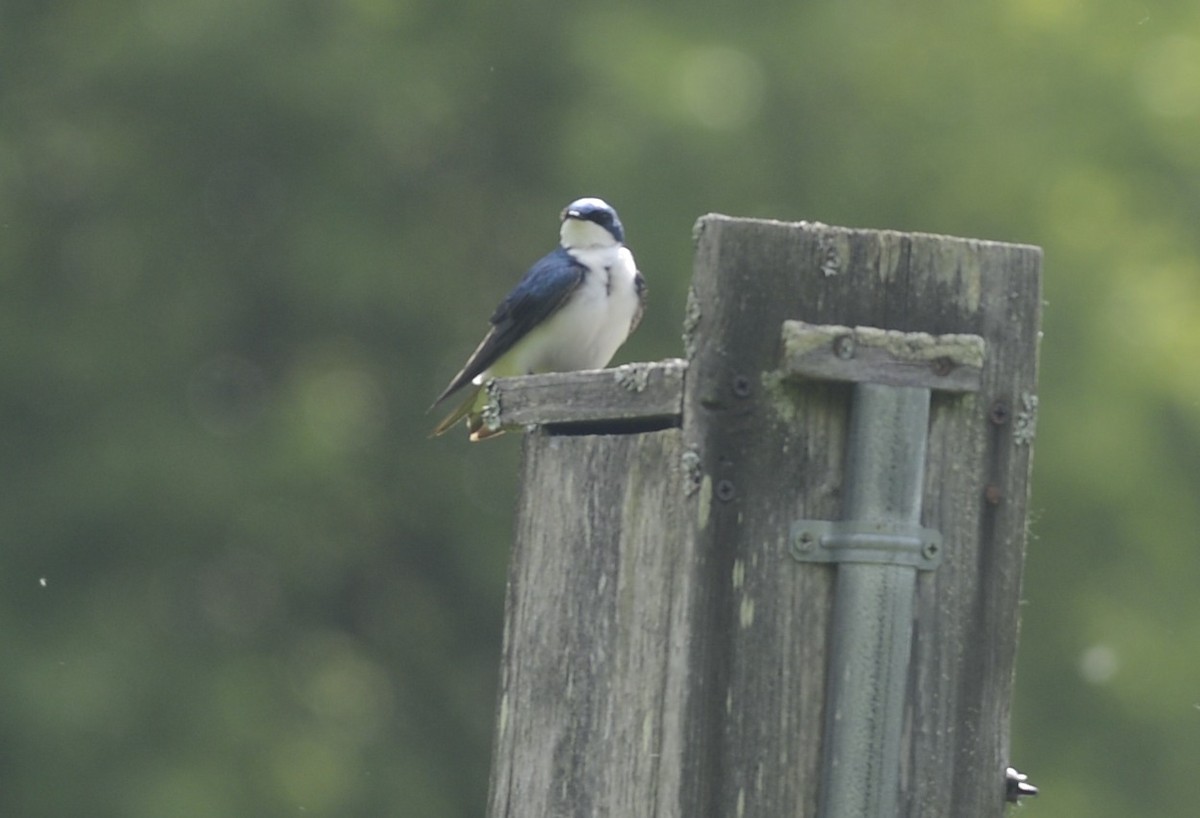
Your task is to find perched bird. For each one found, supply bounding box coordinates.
[430,197,646,440]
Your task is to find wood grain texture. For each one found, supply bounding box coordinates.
[780,320,985,393]
[487,430,702,818]
[682,216,1041,818]
[486,216,1042,818]
[485,359,686,433]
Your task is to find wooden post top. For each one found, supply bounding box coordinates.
[486,215,1042,818]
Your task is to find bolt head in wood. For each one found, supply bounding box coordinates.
[716,479,736,502]
[732,374,752,398]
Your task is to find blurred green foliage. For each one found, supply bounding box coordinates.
[3,1,1199,816]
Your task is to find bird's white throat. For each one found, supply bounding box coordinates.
[560,218,618,250]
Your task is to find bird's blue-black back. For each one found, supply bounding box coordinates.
[432,246,585,405]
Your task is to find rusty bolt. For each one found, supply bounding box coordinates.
[985,484,1004,505]
[989,400,1010,425]
[931,356,955,377]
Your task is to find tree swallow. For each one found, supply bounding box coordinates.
[430,197,646,441]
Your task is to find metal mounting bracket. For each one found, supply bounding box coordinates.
[789,519,944,570]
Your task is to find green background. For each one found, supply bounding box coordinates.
[4,1,1198,816]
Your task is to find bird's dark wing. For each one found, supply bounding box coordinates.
[430,247,586,408]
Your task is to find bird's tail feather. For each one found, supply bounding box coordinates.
[429,384,483,438]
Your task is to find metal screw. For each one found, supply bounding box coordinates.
[716,479,736,502]
[984,484,1003,505]
[732,374,752,398]
[1005,766,1038,803]
[833,334,856,360]
[795,530,816,552]
[931,356,954,377]
[989,400,1010,425]
[922,540,940,560]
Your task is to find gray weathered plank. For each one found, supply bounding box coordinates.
[484,359,686,433]
[780,320,985,393]
[487,429,701,818]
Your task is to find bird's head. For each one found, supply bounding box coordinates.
[559,197,624,248]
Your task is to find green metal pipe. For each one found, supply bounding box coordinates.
[819,383,931,818]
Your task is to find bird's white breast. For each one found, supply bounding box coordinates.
[497,244,641,378]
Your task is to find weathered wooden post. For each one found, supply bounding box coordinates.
[484,216,1041,817]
